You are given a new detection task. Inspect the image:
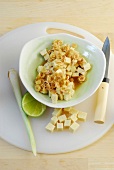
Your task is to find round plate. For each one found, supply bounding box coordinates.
[0,22,114,154]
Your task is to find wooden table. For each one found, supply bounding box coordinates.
[0,0,114,169]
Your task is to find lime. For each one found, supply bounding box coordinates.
[22,92,46,117]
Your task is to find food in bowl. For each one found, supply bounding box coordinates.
[35,40,91,104]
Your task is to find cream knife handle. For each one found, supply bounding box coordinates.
[94,82,109,124]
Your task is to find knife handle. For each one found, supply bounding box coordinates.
[94,82,109,124]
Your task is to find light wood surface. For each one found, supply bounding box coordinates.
[0,0,114,169]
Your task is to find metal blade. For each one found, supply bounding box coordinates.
[102,37,110,78]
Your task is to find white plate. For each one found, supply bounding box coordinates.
[0,22,114,154]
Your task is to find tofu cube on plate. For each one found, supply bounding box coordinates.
[45,123,55,132]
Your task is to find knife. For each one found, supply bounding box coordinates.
[94,37,110,124]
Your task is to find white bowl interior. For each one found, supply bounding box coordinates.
[19,33,105,108]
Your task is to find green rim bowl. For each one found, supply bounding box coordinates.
[19,33,106,108]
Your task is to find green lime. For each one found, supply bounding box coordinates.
[22,92,46,117]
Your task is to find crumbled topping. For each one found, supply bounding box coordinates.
[35,40,91,103]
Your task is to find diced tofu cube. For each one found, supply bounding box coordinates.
[51,93,58,104]
[45,122,55,132]
[44,62,50,69]
[64,57,71,64]
[52,108,62,117]
[68,114,78,122]
[37,66,44,73]
[44,53,49,60]
[64,120,71,127]
[71,66,76,73]
[78,111,87,121]
[58,114,67,123]
[62,68,66,74]
[57,123,63,130]
[67,65,71,71]
[72,59,77,65]
[64,94,72,101]
[69,89,75,96]
[40,49,47,56]
[81,71,86,75]
[83,63,91,71]
[72,72,79,77]
[51,116,58,125]
[69,108,79,115]
[52,60,57,67]
[66,72,72,76]
[68,82,74,88]
[69,122,79,132]
[77,67,85,75]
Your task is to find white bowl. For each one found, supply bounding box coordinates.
[19,33,106,108]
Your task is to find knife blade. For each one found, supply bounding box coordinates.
[102,37,110,82]
[94,37,110,124]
